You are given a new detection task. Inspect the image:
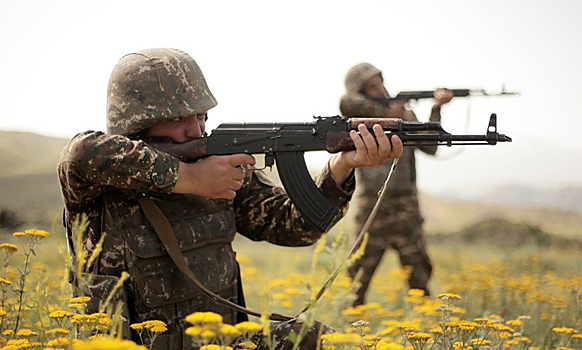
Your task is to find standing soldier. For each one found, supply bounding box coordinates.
[340,63,453,305]
[58,49,402,349]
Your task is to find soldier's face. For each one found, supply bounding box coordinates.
[362,75,387,99]
[146,113,206,142]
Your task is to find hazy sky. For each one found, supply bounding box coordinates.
[1,0,581,197]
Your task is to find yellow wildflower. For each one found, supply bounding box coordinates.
[47,338,71,347]
[376,341,405,350]
[143,320,167,333]
[71,314,86,324]
[430,328,444,335]
[407,332,432,342]
[69,303,87,309]
[238,341,257,349]
[3,330,14,336]
[16,329,37,337]
[200,329,216,339]
[407,289,426,297]
[437,293,462,300]
[49,310,74,319]
[70,296,91,304]
[321,333,364,346]
[552,327,578,334]
[185,326,203,337]
[130,323,145,331]
[200,345,232,350]
[0,309,7,317]
[12,232,25,237]
[284,288,301,295]
[235,321,262,335]
[45,328,71,337]
[471,338,491,346]
[185,311,223,325]
[6,339,31,347]
[0,243,18,252]
[72,338,147,350]
[149,325,168,334]
[506,320,522,327]
[24,229,50,237]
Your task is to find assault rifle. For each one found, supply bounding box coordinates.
[145,113,511,232]
[388,86,519,104]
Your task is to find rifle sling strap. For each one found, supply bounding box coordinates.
[136,194,292,322]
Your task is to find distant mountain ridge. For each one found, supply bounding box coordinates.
[0,131,69,229]
[0,131,69,177]
[479,184,582,214]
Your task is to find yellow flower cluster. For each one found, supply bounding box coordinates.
[0,243,18,252]
[407,332,432,342]
[184,312,261,348]
[70,296,92,304]
[12,229,50,238]
[15,329,37,337]
[45,328,71,337]
[471,338,491,346]
[321,332,364,349]
[4,339,31,348]
[552,327,578,334]
[199,345,233,350]
[453,341,473,350]
[49,310,74,319]
[72,338,147,350]
[185,311,223,326]
[141,320,168,334]
[47,337,71,347]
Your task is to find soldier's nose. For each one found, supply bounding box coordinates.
[184,117,203,139]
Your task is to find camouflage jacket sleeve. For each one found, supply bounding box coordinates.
[233,162,356,246]
[58,131,180,214]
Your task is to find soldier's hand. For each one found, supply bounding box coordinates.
[329,124,403,186]
[173,154,255,199]
[434,89,453,107]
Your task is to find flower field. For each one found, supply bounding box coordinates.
[0,221,580,350]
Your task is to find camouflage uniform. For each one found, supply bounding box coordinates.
[58,48,354,349]
[340,63,439,305]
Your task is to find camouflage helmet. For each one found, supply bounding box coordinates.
[106,48,217,136]
[344,63,383,95]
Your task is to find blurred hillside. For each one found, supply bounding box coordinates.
[1,130,581,238]
[0,131,68,229]
[479,184,582,214]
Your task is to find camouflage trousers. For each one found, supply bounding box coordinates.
[348,201,432,306]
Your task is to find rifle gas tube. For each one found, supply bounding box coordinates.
[146,113,511,232]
